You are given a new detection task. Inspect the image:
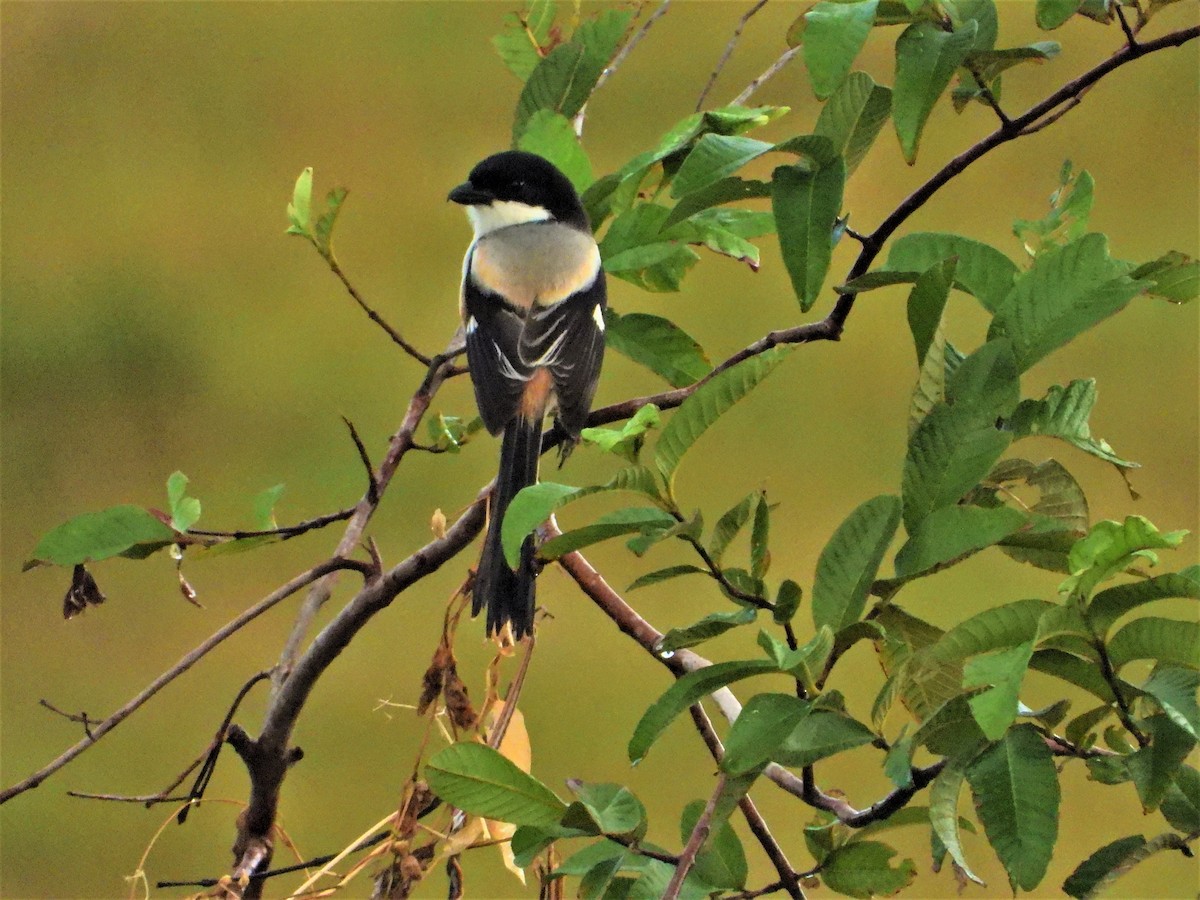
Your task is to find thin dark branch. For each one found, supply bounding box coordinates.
[38,699,99,739]
[187,506,355,541]
[597,0,670,95]
[342,416,380,505]
[67,790,193,804]
[664,772,725,898]
[1095,637,1149,747]
[696,0,769,110]
[320,245,433,366]
[0,557,366,804]
[962,59,1011,126]
[1115,3,1140,48]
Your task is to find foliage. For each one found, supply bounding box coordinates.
[15,1,1199,898]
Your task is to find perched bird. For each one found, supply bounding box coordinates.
[449,151,607,638]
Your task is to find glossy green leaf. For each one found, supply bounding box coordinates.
[502,482,582,567]
[26,505,177,570]
[604,310,711,388]
[932,598,1051,663]
[990,234,1149,372]
[565,781,648,839]
[802,0,879,99]
[1088,566,1200,634]
[812,495,902,632]
[286,166,313,234]
[906,258,956,367]
[894,504,1028,579]
[538,507,677,561]
[772,152,846,310]
[1131,250,1199,303]
[966,724,1060,892]
[1107,617,1200,672]
[775,711,876,767]
[601,203,700,292]
[654,347,792,491]
[885,232,1019,313]
[425,742,566,828]
[893,21,978,163]
[821,841,917,898]
[517,110,593,191]
[662,177,772,230]
[670,134,773,198]
[1127,715,1197,812]
[928,754,987,886]
[1010,378,1137,469]
[1061,516,1188,601]
[964,641,1034,739]
[626,564,707,592]
[814,71,892,175]
[628,659,778,764]
[657,607,758,653]
[720,693,810,775]
[681,799,748,890]
[1036,0,1082,29]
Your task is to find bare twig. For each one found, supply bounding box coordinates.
[321,248,433,366]
[663,772,725,899]
[730,44,802,107]
[0,557,366,804]
[186,506,356,542]
[38,699,99,739]
[342,416,380,504]
[597,0,671,94]
[696,0,769,111]
[961,58,1011,126]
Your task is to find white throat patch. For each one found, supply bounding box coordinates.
[466,200,552,238]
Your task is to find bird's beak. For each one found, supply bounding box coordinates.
[448,182,494,206]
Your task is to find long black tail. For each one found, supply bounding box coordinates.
[474,415,542,637]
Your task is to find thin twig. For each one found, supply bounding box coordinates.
[663,772,725,899]
[730,44,802,107]
[0,557,366,804]
[962,58,1011,126]
[342,416,380,505]
[696,0,769,111]
[321,248,433,366]
[38,699,99,739]
[1115,3,1140,48]
[187,506,355,541]
[1095,637,1149,747]
[597,0,670,94]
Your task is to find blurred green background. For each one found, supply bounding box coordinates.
[2,2,1197,897]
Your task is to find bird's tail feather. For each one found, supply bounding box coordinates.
[474,415,542,637]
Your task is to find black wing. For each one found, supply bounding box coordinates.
[519,274,606,437]
[462,275,531,436]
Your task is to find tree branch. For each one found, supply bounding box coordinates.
[696,0,769,111]
[0,557,364,804]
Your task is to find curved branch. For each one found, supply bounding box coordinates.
[0,557,364,805]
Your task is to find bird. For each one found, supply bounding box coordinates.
[449,151,607,638]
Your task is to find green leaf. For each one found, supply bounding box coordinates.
[966,724,1060,892]
[581,403,662,463]
[803,0,880,99]
[1013,162,1094,256]
[814,71,892,175]
[1088,566,1200,634]
[1010,379,1137,469]
[905,258,956,368]
[517,110,594,192]
[601,205,700,292]
[663,177,772,230]
[821,841,917,898]
[1063,834,1148,899]
[1127,715,1197,812]
[1061,516,1188,601]
[627,564,707,592]
[165,471,202,532]
[1036,0,1082,29]
[901,394,1012,533]
[885,232,1019,313]
[721,693,811,776]
[708,492,759,566]
[286,166,313,234]
[565,782,648,840]
[1107,617,1200,672]
[1141,667,1200,739]
[895,505,1028,579]
[749,494,770,579]
[681,800,748,890]
[492,1,556,81]
[604,310,711,388]
[657,607,758,653]
[252,483,286,531]
[966,42,1061,85]
[502,482,583,568]
[538,507,678,561]
[812,495,902,632]
[982,459,1089,572]
[425,742,566,828]
[671,135,774,198]
[1029,649,1116,704]
[992,234,1148,372]
[654,347,792,492]
[964,641,1035,739]
[26,505,177,569]
[624,510,702,557]
[1130,250,1199,303]
[772,154,847,310]
[512,8,633,143]
[892,21,978,163]
[932,598,1051,663]
[760,626,836,695]
[1160,764,1200,833]
[774,579,803,624]
[775,711,876,767]
[928,755,987,886]
[628,660,779,764]
[313,186,347,256]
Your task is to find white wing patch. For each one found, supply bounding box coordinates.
[592,304,605,332]
[466,315,478,334]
